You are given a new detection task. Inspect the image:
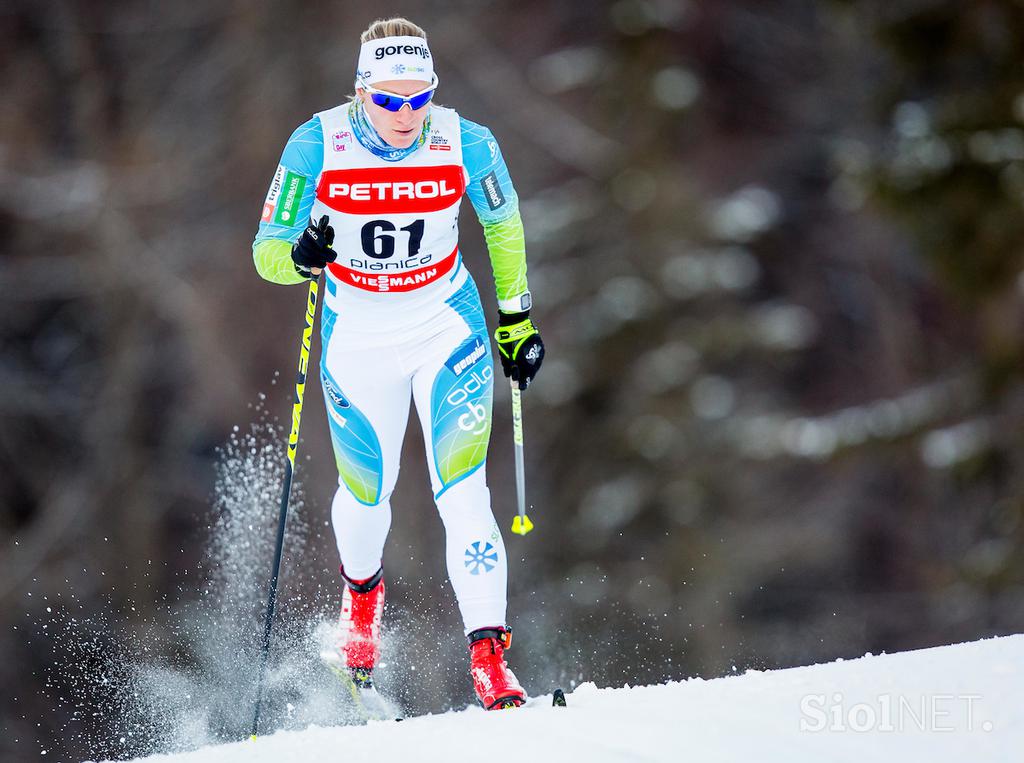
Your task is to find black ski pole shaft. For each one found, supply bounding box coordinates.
[250,277,320,740]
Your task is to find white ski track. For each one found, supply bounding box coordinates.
[108,634,1022,763]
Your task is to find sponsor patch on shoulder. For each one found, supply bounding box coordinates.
[274,170,306,226]
[445,336,488,376]
[261,165,285,220]
[429,132,451,151]
[480,170,506,211]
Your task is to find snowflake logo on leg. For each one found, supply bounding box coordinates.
[464,541,498,575]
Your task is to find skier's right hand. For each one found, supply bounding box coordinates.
[291,215,336,278]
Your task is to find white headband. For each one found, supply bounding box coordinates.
[355,35,435,88]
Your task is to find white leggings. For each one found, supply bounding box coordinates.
[319,274,507,633]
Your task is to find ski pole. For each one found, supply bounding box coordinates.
[509,377,534,535]
[250,276,320,740]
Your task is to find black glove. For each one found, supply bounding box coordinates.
[291,215,336,278]
[494,310,545,390]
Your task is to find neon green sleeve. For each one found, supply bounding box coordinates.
[253,239,307,285]
[482,210,529,312]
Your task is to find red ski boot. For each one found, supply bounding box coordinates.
[322,567,397,719]
[336,567,385,679]
[468,626,526,710]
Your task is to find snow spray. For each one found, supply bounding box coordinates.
[39,399,361,760]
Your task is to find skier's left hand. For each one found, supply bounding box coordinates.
[494,311,544,390]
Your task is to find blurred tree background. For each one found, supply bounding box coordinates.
[2,0,1023,760]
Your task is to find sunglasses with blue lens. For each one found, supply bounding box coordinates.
[360,75,439,112]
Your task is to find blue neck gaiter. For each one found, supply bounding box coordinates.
[349,100,430,162]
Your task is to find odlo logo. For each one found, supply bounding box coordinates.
[447,365,492,434]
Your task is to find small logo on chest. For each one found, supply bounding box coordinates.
[429,132,451,151]
[332,130,353,152]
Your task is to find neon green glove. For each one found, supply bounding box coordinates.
[494,311,545,390]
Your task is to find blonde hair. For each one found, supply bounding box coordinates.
[360,17,426,43]
[351,17,434,104]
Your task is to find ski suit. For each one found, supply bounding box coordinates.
[252,99,530,634]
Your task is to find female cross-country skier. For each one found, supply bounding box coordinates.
[252,17,544,710]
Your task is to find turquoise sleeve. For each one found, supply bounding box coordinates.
[460,117,520,225]
[252,116,324,283]
[460,117,529,309]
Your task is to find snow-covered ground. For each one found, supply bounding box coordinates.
[111,634,1023,763]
